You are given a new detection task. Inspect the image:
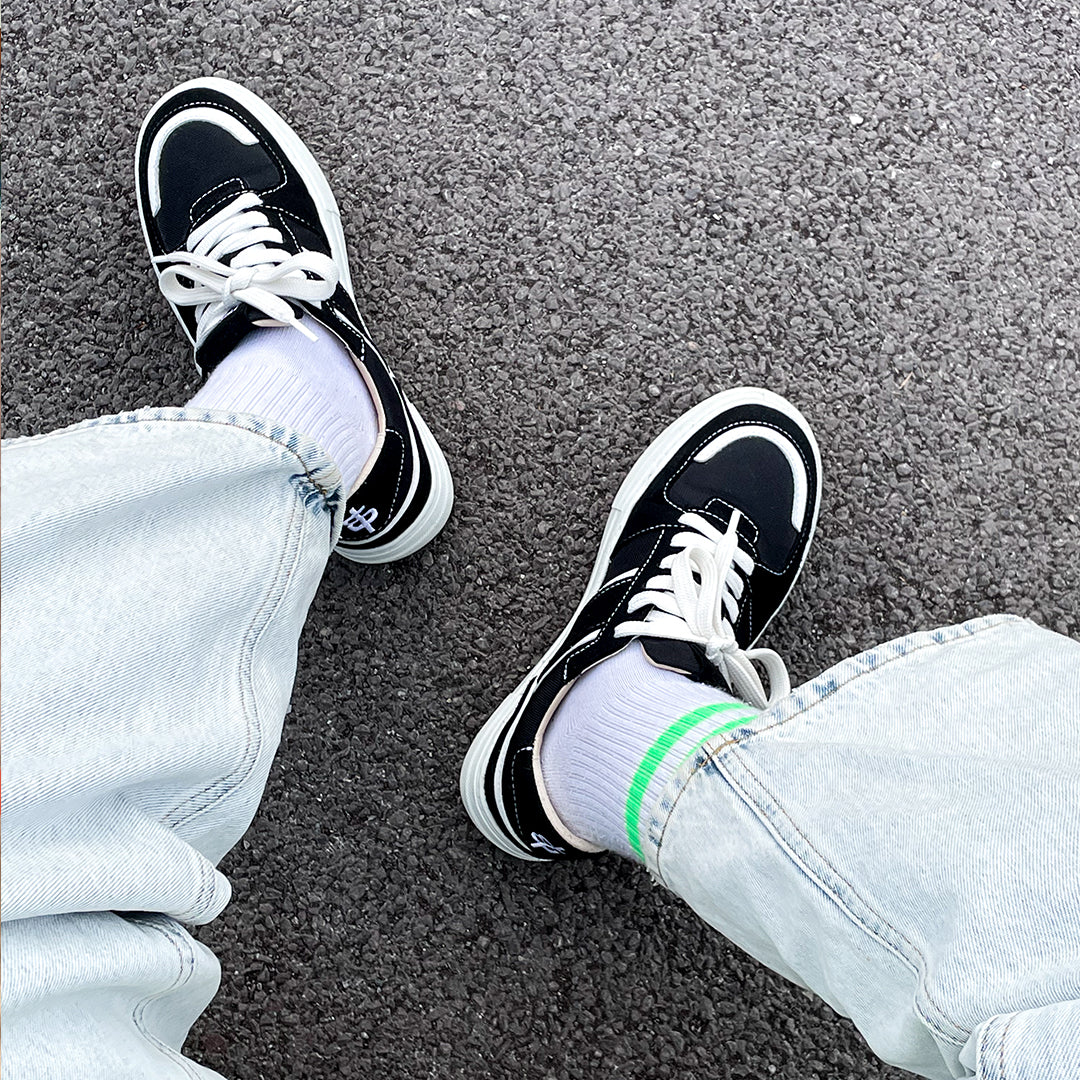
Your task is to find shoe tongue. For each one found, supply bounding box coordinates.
[639,637,729,688]
[193,299,306,377]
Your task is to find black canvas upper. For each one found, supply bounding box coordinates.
[483,399,820,861]
[136,82,436,559]
[137,84,335,360]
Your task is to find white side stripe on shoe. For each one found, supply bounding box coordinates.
[694,425,809,530]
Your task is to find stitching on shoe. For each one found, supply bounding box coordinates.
[321,303,373,364]
[378,428,408,510]
[660,416,815,581]
[620,498,765,570]
[611,518,764,643]
[588,523,673,596]
[276,213,302,253]
[178,95,291,198]
[586,497,774,658]
[561,529,668,681]
[655,416,814,646]
[147,94,291,219]
[276,205,327,248]
[593,516,764,661]
[143,95,293,261]
[594,575,636,598]
[186,177,244,230]
[509,745,534,835]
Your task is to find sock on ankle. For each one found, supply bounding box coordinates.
[187,320,379,494]
[539,643,761,861]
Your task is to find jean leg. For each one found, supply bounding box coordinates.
[644,616,1080,1080]
[961,1001,1080,1080]
[1,408,343,1079]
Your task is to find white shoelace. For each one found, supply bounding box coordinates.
[153,191,338,342]
[613,510,790,710]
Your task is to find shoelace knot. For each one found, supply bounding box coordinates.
[614,510,790,709]
[153,191,338,343]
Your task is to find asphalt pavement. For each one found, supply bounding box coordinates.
[3,2,1078,1078]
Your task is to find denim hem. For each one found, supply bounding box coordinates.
[643,612,1026,881]
[4,406,345,519]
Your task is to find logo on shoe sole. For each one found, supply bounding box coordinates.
[345,506,379,534]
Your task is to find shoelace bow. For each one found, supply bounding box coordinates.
[153,191,338,342]
[613,510,790,710]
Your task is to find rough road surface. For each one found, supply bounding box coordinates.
[3,2,1078,1078]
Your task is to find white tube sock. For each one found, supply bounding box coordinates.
[539,643,760,861]
[187,320,378,494]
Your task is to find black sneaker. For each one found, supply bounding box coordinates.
[460,388,822,860]
[135,78,453,563]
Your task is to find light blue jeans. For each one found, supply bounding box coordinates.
[2,409,1077,1080]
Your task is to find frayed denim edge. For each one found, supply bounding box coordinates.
[13,406,347,535]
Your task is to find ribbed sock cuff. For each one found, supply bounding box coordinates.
[539,644,760,861]
[187,321,378,493]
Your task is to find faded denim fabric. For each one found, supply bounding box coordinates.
[646,615,1080,1080]
[1,408,342,1080]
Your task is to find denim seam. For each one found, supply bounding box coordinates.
[648,615,1022,1045]
[977,1016,997,1080]
[8,408,343,510]
[129,918,206,1080]
[720,747,964,1045]
[164,467,307,833]
[193,856,221,923]
[996,1011,1019,1080]
[132,411,340,508]
[227,476,313,828]
[729,614,1020,747]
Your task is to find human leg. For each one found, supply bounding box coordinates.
[1,409,343,1079]
[645,614,1080,1079]
[460,391,1079,1079]
[461,386,820,860]
[135,77,453,564]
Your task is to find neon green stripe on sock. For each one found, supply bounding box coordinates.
[625,703,755,860]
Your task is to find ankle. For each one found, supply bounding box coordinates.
[539,644,759,860]
[187,321,379,492]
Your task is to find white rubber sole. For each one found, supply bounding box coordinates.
[459,386,823,860]
[334,398,455,564]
